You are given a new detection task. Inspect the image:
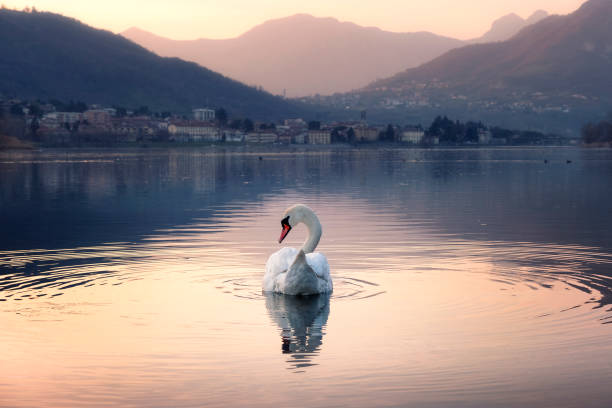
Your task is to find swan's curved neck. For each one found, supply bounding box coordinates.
[301,211,322,254]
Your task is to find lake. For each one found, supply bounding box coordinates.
[1,146,611,408]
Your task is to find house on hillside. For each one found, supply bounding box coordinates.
[84,109,111,125]
[192,108,215,121]
[400,126,425,144]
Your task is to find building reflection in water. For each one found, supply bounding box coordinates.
[264,292,330,371]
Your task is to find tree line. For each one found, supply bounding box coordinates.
[581,118,612,145]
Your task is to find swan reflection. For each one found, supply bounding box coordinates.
[264,293,330,371]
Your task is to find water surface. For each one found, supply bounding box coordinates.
[1,147,611,407]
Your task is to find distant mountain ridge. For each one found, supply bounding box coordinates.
[369,0,612,96]
[355,0,612,132]
[122,11,550,98]
[0,9,309,118]
[122,14,465,97]
[469,10,549,43]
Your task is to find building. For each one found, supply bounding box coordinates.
[168,121,220,142]
[42,112,83,128]
[245,132,278,143]
[193,108,216,121]
[307,130,331,145]
[284,118,306,128]
[401,127,425,144]
[112,118,156,142]
[84,109,111,125]
[224,130,245,143]
[478,129,492,145]
[278,134,292,144]
[293,133,307,144]
[354,126,379,142]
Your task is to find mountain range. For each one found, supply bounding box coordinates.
[0,9,310,119]
[353,0,612,132]
[469,10,549,44]
[368,0,611,98]
[122,11,548,98]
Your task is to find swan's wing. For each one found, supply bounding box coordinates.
[306,252,332,292]
[305,252,330,279]
[263,247,298,292]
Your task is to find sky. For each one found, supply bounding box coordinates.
[4,0,586,40]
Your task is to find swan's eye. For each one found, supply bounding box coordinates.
[281,216,290,228]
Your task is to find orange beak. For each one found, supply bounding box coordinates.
[279,224,291,243]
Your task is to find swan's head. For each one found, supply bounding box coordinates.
[278,204,314,244]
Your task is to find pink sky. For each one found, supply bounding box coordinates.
[5,0,586,40]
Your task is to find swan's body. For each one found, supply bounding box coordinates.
[263,205,332,295]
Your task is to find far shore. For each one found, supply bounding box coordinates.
[0,142,592,156]
[0,135,34,150]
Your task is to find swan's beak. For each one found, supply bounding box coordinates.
[279,224,291,243]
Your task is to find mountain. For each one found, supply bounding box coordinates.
[470,10,549,43]
[360,0,612,132]
[0,9,310,119]
[122,14,464,97]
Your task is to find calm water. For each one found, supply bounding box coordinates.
[1,147,611,408]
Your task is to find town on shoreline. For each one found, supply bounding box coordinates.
[0,98,579,149]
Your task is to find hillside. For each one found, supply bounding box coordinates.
[122,14,464,97]
[0,9,311,119]
[356,0,612,132]
[469,10,549,43]
[371,0,612,96]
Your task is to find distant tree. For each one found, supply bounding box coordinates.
[379,124,395,142]
[28,103,43,118]
[66,100,88,113]
[114,106,127,118]
[133,106,150,116]
[10,104,24,116]
[29,117,40,139]
[49,99,65,111]
[243,118,254,132]
[259,122,276,130]
[582,120,612,144]
[308,120,321,130]
[331,126,347,143]
[464,121,480,143]
[347,127,356,143]
[229,119,242,130]
[215,108,228,126]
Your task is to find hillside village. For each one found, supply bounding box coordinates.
[1,98,567,147]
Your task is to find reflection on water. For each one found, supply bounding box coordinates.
[265,293,330,371]
[1,147,612,407]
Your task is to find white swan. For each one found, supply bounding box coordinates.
[263,204,332,295]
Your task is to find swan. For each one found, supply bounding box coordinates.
[263,204,332,295]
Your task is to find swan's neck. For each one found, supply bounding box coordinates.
[301,211,322,254]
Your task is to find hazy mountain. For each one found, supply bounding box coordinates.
[470,10,549,43]
[122,14,464,97]
[0,9,310,118]
[362,0,612,130]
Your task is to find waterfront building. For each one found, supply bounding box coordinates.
[168,121,219,142]
[401,127,425,144]
[192,108,216,121]
[307,130,331,144]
